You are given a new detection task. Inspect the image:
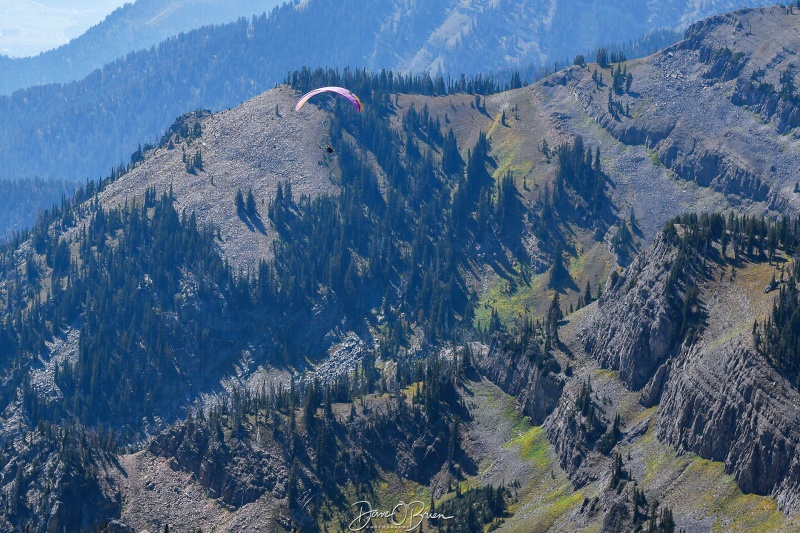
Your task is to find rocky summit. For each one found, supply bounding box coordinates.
[2,4,800,533]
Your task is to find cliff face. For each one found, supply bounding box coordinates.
[0,430,122,533]
[683,7,800,136]
[7,5,800,530]
[575,218,800,513]
[543,387,606,487]
[657,336,800,513]
[580,233,679,391]
[474,336,564,425]
[148,420,288,506]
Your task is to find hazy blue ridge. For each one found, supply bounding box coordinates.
[0,0,776,184]
[0,0,283,95]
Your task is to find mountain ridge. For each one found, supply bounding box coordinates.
[0,0,780,186]
[0,0,284,95]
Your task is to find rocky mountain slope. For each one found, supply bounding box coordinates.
[94,86,335,271]
[548,212,800,526]
[2,5,800,532]
[0,0,780,186]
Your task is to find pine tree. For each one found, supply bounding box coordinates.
[547,292,562,343]
[246,188,257,219]
[596,48,609,69]
[288,460,298,508]
[284,180,293,203]
[442,128,462,175]
[235,189,245,214]
[549,242,567,287]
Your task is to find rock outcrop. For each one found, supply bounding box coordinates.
[149,419,287,506]
[543,389,604,487]
[577,217,800,514]
[474,336,564,425]
[580,233,679,391]
[657,336,800,513]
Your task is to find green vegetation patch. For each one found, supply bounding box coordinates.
[508,426,550,468]
[489,115,534,181]
[475,270,545,328]
[504,484,584,533]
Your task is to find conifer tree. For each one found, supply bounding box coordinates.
[246,188,257,219]
[235,189,245,214]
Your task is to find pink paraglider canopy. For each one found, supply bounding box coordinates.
[295,86,363,112]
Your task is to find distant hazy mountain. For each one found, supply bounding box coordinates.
[0,0,777,183]
[371,0,777,75]
[0,0,283,95]
[0,0,128,58]
[0,0,775,96]
[0,178,76,238]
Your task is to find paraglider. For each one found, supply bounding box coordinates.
[295,86,363,113]
[316,141,336,154]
